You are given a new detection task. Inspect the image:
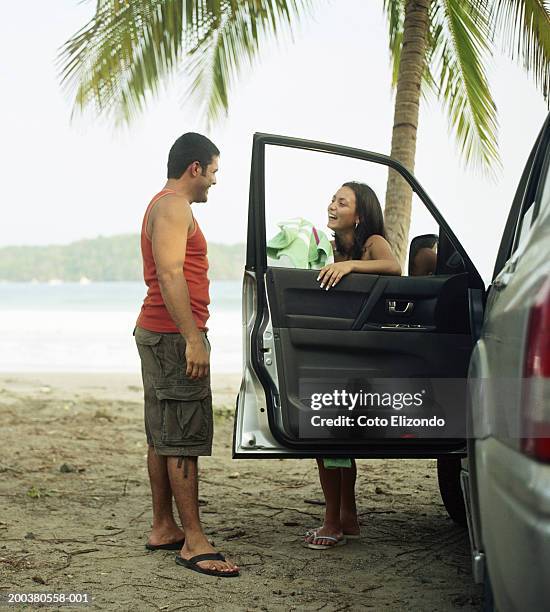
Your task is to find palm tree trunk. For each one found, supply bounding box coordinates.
[384,0,431,267]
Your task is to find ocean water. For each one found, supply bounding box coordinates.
[0,281,242,373]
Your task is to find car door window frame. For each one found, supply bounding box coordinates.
[246,133,484,290]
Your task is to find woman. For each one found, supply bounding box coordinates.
[305,181,401,550]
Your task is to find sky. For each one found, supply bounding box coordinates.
[0,0,548,283]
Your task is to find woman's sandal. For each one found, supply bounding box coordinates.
[306,528,361,541]
[304,530,347,550]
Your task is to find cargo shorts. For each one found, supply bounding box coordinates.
[134,326,213,456]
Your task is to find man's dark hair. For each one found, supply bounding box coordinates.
[167,132,220,179]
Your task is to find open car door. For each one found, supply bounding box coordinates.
[234,134,485,459]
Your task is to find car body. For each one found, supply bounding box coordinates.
[463,115,550,611]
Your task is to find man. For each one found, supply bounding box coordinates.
[134,133,239,577]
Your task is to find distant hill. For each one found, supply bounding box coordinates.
[0,234,246,282]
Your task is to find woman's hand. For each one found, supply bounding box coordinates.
[317,261,354,289]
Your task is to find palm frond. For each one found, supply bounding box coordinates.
[59,0,315,125]
[492,0,550,98]
[428,0,500,172]
[59,0,186,124]
[182,0,316,126]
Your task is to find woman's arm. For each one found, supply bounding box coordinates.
[349,258,401,275]
[318,235,401,289]
[354,235,401,276]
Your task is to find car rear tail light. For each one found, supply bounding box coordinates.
[521,277,550,462]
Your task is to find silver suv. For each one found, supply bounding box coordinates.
[463,114,550,611]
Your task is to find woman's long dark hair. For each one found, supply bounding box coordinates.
[333,181,386,260]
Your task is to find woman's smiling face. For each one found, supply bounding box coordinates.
[327,186,358,232]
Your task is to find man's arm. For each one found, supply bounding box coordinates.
[151,196,209,379]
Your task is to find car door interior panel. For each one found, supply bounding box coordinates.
[264,267,474,450]
[267,268,470,333]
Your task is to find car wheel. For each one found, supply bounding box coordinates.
[437,456,467,526]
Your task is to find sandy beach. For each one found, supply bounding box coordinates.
[0,372,482,611]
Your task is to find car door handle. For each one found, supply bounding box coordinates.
[388,300,414,315]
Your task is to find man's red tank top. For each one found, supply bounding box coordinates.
[136,189,210,332]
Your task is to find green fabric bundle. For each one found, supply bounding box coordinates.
[267,218,334,269]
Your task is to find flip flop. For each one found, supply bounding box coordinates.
[306,528,361,541]
[175,552,240,577]
[304,533,347,550]
[145,539,185,551]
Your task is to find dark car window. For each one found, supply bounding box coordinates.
[493,114,549,279]
[534,142,550,219]
[513,140,550,254]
